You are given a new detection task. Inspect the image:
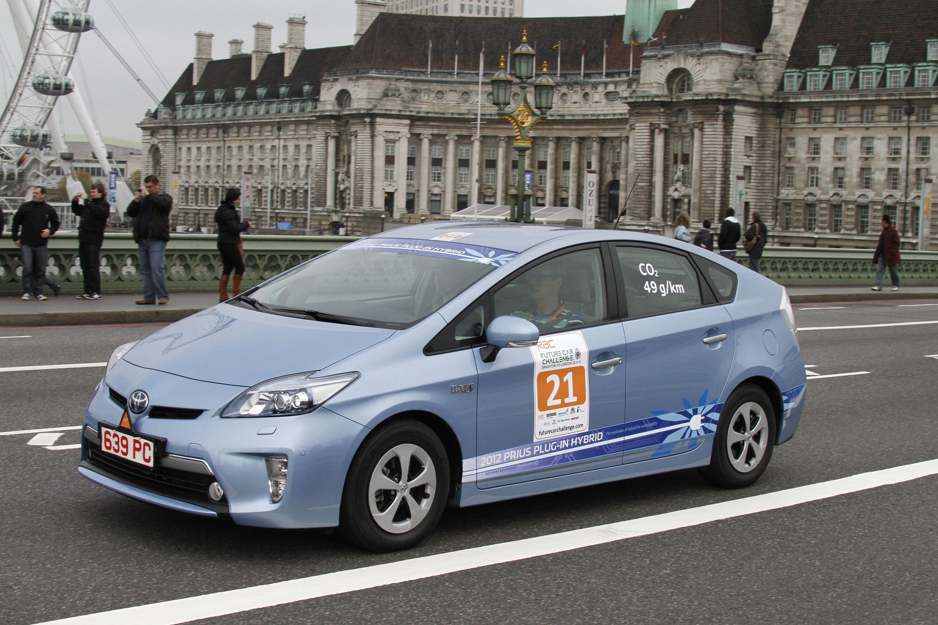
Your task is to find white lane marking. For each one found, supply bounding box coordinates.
[0,335,31,339]
[0,425,81,437]
[806,371,871,380]
[926,355,938,360]
[798,307,845,311]
[35,459,938,625]
[800,320,938,332]
[45,444,81,451]
[0,362,106,373]
[804,365,817,368]
[899,303,938,308]
[28,432,64,446]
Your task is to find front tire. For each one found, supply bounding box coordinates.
[339,420,450,552]
[701,385,776,488]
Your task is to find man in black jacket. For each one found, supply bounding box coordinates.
[72,182,110,300]
[12,186,60,301]
[717,207,741,261]
[126,175,172,305]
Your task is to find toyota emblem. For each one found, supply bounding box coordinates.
[128,390,149,414]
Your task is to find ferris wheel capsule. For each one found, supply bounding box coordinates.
[32,73,75,96]
[50,8,95,33]
[1,163,19,183]
[9,125,52,148]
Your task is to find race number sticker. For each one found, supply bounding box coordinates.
[532,332,590,441]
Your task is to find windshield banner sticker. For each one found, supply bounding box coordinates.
[345,238,517,267]
[430,232,473,242]
[532,332,590,441]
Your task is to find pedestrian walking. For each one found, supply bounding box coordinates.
[673,211,691,243]
[872,214,901,291]
[11,186,60,301]
[693,219,714,251]
[743,211,768,274]
[215,188,250,302]
[717,207,741,260]
[72,182,110,300]
[127,175,173,305]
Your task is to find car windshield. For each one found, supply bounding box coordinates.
[246,238,517,328]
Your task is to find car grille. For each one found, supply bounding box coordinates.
[83,438,228,515]
[107,386,203,419]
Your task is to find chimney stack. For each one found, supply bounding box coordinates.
[354,0,387,44]
[281,16,306,76]
[229,38,244,57]
[252,23,273,81]
[193,31,214,85]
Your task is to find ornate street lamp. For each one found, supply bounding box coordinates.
[489,31,556,222]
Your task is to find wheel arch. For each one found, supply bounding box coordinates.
[731,376,784,443]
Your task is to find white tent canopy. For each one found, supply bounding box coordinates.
[451,204,583,225]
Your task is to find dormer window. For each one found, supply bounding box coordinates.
[928,40,938,61]
[818,46,837,66]
[858,66,883,90]
[871,42,890,64]
[279,84,290,99]
[302,83,312,98]
[214,88,226,102]
[831,68,856,90]
[885,65,910,89]
[782,70,804,92]
[256,86,267,100]
[805,69,831,91]
[194,91,205,104]
[915,64,938,87]
[234,87,246,102]
[174,92,186,107]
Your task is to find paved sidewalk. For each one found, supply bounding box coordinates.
[0,286,936,327]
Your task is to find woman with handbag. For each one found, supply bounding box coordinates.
[214,188,250,302]
[743,211,767,274]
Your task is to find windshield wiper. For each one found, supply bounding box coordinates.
[302,310,376,327]
[237,295,269,311]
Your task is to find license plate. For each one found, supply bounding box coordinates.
[100,425,156,468]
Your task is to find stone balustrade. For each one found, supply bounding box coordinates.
[1,234,936,294]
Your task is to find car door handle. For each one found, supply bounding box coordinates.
[591,357,623,370]
[703,334,728,345]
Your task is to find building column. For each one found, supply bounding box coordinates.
[418,133,431,214]
[357,119,373,211]
[395,133,409,214]
[617,136,628,221]
[496,137,507,205]
[569,138,580,208]
[325,132,337,209]
[373,131,386,210]
[546,137,557,206]
[470,136,481,206]
[691,123,703,223]
[653,124,667,222]
[591,137,602,209]
[349,131,358,210]
[444,134,457,214]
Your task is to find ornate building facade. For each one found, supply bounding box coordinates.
[139,0,937,245]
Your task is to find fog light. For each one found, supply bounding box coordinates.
[208,482,224,502]
[265,456,288,503]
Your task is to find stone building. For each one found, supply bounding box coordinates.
[139,0,937,245]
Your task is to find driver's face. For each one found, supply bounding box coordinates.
[529,270,563,298]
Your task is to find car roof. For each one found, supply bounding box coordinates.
[370,222,597,253]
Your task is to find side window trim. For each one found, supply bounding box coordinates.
[424,294,489,356]
[612,242,717,320]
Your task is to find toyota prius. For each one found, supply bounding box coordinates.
[79,223,806,552]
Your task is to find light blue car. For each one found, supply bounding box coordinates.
[79,223,806,551]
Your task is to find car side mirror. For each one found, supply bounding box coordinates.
[480,316,539,363]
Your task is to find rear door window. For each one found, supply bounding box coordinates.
[615,246,703,318]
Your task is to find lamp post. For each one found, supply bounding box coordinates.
[490,31,555,222]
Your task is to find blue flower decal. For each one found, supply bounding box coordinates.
[651,389,721,443]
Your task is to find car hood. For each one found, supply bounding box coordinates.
[123,305,395,386]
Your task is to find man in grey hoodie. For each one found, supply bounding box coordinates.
[717,207,741,261]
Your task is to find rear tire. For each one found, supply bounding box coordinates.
[339,420,450,552]
[701,385,776,489]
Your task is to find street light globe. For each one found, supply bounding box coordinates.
[533,62,556,112]
[490,56,513,110]
[513,31,535,82]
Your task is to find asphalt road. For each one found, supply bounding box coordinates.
[1,301,937,625]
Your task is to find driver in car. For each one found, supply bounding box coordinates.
[513,265,584,331]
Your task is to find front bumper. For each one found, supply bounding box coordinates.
[79,362,368,529]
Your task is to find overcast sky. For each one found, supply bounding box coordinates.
[0,0,693,144]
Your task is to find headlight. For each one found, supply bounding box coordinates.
[106,341,139,376]
[221,372,360,418]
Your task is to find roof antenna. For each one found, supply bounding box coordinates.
[613,173,641,231]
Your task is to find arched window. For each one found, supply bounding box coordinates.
[667,69,693,96]
[336,90,352,110]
